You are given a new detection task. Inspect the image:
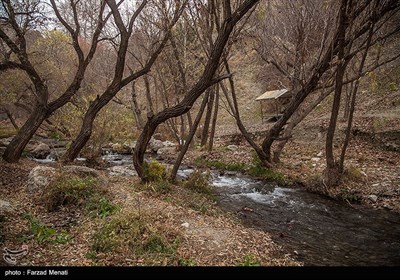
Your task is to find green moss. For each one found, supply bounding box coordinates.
[248,152,286,183]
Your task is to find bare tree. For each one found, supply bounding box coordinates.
[0,0,109,162]
[133,0,260,180]
[258,0,400,167]
[62,0,186,162]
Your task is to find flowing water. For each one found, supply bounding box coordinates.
[31,153,400,265]
[208,171,400,266]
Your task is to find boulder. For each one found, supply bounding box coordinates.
[0,138,12,147]
[107,165,138,177]
[0,199,12,214]
[63,165,108,186]
[123,141,136,153]
[162,140,176,147]
[227,145,238,151]
[157,147,176,156]
[31,143,51,159]
[27,166,56,192]
[367,195,378,203]
[27,165,108,193]
[148,138,164,153]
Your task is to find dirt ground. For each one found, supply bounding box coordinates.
[0,159,298,266]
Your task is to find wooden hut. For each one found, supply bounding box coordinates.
[255,89,293,123]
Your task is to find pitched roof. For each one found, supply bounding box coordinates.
[255,89,291,101]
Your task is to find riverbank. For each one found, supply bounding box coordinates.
[0,159,298,266]
[181,130,400,214]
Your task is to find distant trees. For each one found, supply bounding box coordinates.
[248,0,400,186]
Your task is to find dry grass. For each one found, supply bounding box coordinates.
[0,160,298,266]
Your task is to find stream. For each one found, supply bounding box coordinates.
[33,153,400,266]
[209,171,400,266]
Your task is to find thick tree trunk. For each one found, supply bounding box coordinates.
[170,92,210,181]
[62,88,118,162]
[208,86,219,152]
[132,0,263,178]
[2,105,48,162]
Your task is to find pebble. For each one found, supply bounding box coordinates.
[181,222,190,228]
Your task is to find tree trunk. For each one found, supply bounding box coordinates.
[132,0,263,178]
[130,81,144,130]
[272,87,333,162]
[325,0,348,187]
[339,21,374,173]
[144,75,154,116]
[62,88,118,162]
[170,92,210,181]
[208,85,219,152]
[342,78,353,120]
[5,110,19,130]
[2,105,48,162]
[201,87,215,146]
[220,60,271,166]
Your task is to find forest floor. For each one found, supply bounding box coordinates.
[0,159,299,266]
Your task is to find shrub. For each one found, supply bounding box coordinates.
[91,211,181,265]
[22,213,71,244]
[143,160,167,182]
[184,171,212,195]
[237,255,261,266]
[42,174,102,211]
[42,173,117,218]
[87,197,118,218]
